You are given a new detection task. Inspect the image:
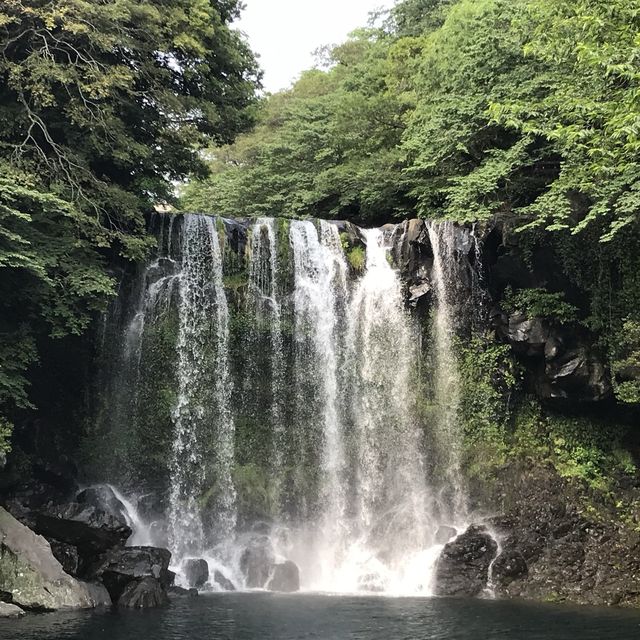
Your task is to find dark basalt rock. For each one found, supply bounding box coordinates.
[268,561,300,593]
[184,558,209,589]
[240,537,275,588]
[491,550,528,586]
[117,577,168,609]
[214,570,236,592]
[49,539,80,576]
[89,546,171,603]
[435,525,498,597]
[34,502,131,555]
[76,486,129,522]
[499,312,612,402]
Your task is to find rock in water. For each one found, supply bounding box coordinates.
[0,602,25,618]
[214,570,236,592]
[240,538,275,588]
[118,577,169,608]
[435,525,498,597]
[0,507,111,611]
[184,558,209,589]
[89,546,171,603]
[268,561,300,593]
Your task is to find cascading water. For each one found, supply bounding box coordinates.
[99,213,483,596]
[426,221,468,523]
[169,214,236,560]
[246,218,286,496]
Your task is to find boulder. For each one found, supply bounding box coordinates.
[0,602,25,618]
[240,538,275,588]
[90,546,171,603]
[435,525,498,597]
[184,558,209,589]
[0,507,111,611]
[49,539,79,576]
[117,577,168,609]
[34,502,131,554]
[268,561,300,593]
[491,550,528,587]
[214,570,236,592]
[76,486,129,521]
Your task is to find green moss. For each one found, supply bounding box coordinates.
[347,246,366,273]
[224,273,249,290]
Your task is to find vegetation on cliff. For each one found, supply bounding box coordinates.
[0,0,260,449]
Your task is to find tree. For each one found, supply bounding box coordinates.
[0,0,260,449]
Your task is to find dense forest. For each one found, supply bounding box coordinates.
[1,0,639,483]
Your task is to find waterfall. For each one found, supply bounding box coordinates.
[98,213,480,596]
[427,221,467,522]
[169,214,236,559]
[247,218,286,499]
[289,220,348,529]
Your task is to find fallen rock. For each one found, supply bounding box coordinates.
[214,570,236,592]
[184,558,209,589]
[0,602,25,618]
[268,560,300,593]
[34,502,131,554]
[118,577,168,609]
[0,507,111,611]
[435,525,498,597]
[90,546,171,603]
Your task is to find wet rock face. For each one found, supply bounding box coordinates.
[491,551,527,587]
[0,507,111,611]
[49,539,80,576]
[483,463,640,607]
[118,577,169,609]
[184,558,209,589]
[214,570,236,592]
[34,502,132,554]
[499,312,612,402]
[89,546,171,606]
[268,561,300,593]
[435,525,498,597]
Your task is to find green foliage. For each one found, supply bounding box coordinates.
[0,1,259,440]
[458,338,518,476]
[503,286,579,324]
[611,320,640,404]
[346,246,366,273]
[547,415,635,490]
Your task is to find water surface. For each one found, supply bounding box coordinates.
[2,594,640,640]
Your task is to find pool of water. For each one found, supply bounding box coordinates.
[1,593,640,640]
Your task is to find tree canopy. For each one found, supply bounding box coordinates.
[0,0,259,447]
